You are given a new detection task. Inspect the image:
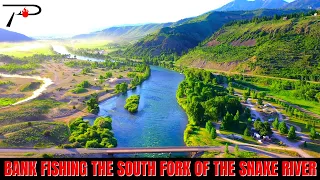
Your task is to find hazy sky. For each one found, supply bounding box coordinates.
[0,0,295,37]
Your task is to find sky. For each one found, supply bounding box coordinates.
[0,0,295,37]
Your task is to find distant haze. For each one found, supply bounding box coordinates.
[0,0,295,37]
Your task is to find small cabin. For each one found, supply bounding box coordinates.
[314,13,318,17]
[283,17,288,21]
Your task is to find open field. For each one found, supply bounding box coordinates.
[0,76,36,107]
[300,142,320,158]
[0,42,54,58]
[256,147,301,157]
[234,80,320,116]
[0,121,69,148]
[70,40,113,49]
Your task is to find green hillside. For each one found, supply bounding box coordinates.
[120,9,309,62]
[178,10,320,81]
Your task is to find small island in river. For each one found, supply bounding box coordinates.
[124,95,140,113]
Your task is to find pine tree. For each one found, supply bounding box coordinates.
[272,117,279,130]
[279,121,288,134]
[303,141,307,148]
[211,128,217,139]
[243,128,250,137]
[287,126,296,140]
[310,128,317,140]
[235,144,239,157]
[224,143,229,154]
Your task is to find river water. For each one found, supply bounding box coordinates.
[52,45,188,157]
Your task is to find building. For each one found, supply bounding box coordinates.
[315,13,318,17]
[283,17,288,21]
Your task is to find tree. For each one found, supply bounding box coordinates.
[211,128,217,139]
[305,122,310,130]
[310,128,317,140]
[258,98,263,105]
[186,101,205,125]
[221,112,234,130]
[287,126,297,140]
[86,93,100,114]
[235,144,239,157]
[244,108,251,119]
[244,127,250,136]
[243,93,249,102]
[258,92,267,100]
[316,92,320,102]
[303,141,307,148]
[279,121,288,134]
[205,121,213,132]
[254,120,263,131]
[233,110,240,126]
[224,143,229,154]
[272,117,279,130]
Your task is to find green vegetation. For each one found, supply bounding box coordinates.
[71,80,91,94]
[177,69,253,146]
[0,98,21,107]
[77,80,91,88]
[130,65,151,88]
[86,93,99,114]
[179,11,320,81]
[0,121,69,148]
[66,117,117,148]
[115,83,128,94]
[231,75,320,116]
[253,120,273,136]
[71,87,88,94]
[42,153,54,158]
[310,128,317,140]
[124,95,140,113]
[0,99,62,126]
[20,81,41,92]
[257,147,301,157]
[288,126,297,140]
[279,121,289,135]
[300,142,320,158]
[0,54,66,73]
[120,9,308,63]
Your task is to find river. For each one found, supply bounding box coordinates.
[52,45,188,157]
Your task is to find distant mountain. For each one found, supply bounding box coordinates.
[216,0,288,11]
[283,0,320,10]
[121,9,308,61]
[0,28,32,42]
[73,23,181,41]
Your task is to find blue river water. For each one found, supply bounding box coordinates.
[52,45,188,157]
[95,66,188,157]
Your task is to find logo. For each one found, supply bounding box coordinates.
[3,4,42,27]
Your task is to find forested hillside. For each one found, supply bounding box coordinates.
[119,9,308,63]
[178,10,320,81]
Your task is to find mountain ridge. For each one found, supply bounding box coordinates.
[120,9,309,61]
[216,0,288,11]
[0,28,33,42]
